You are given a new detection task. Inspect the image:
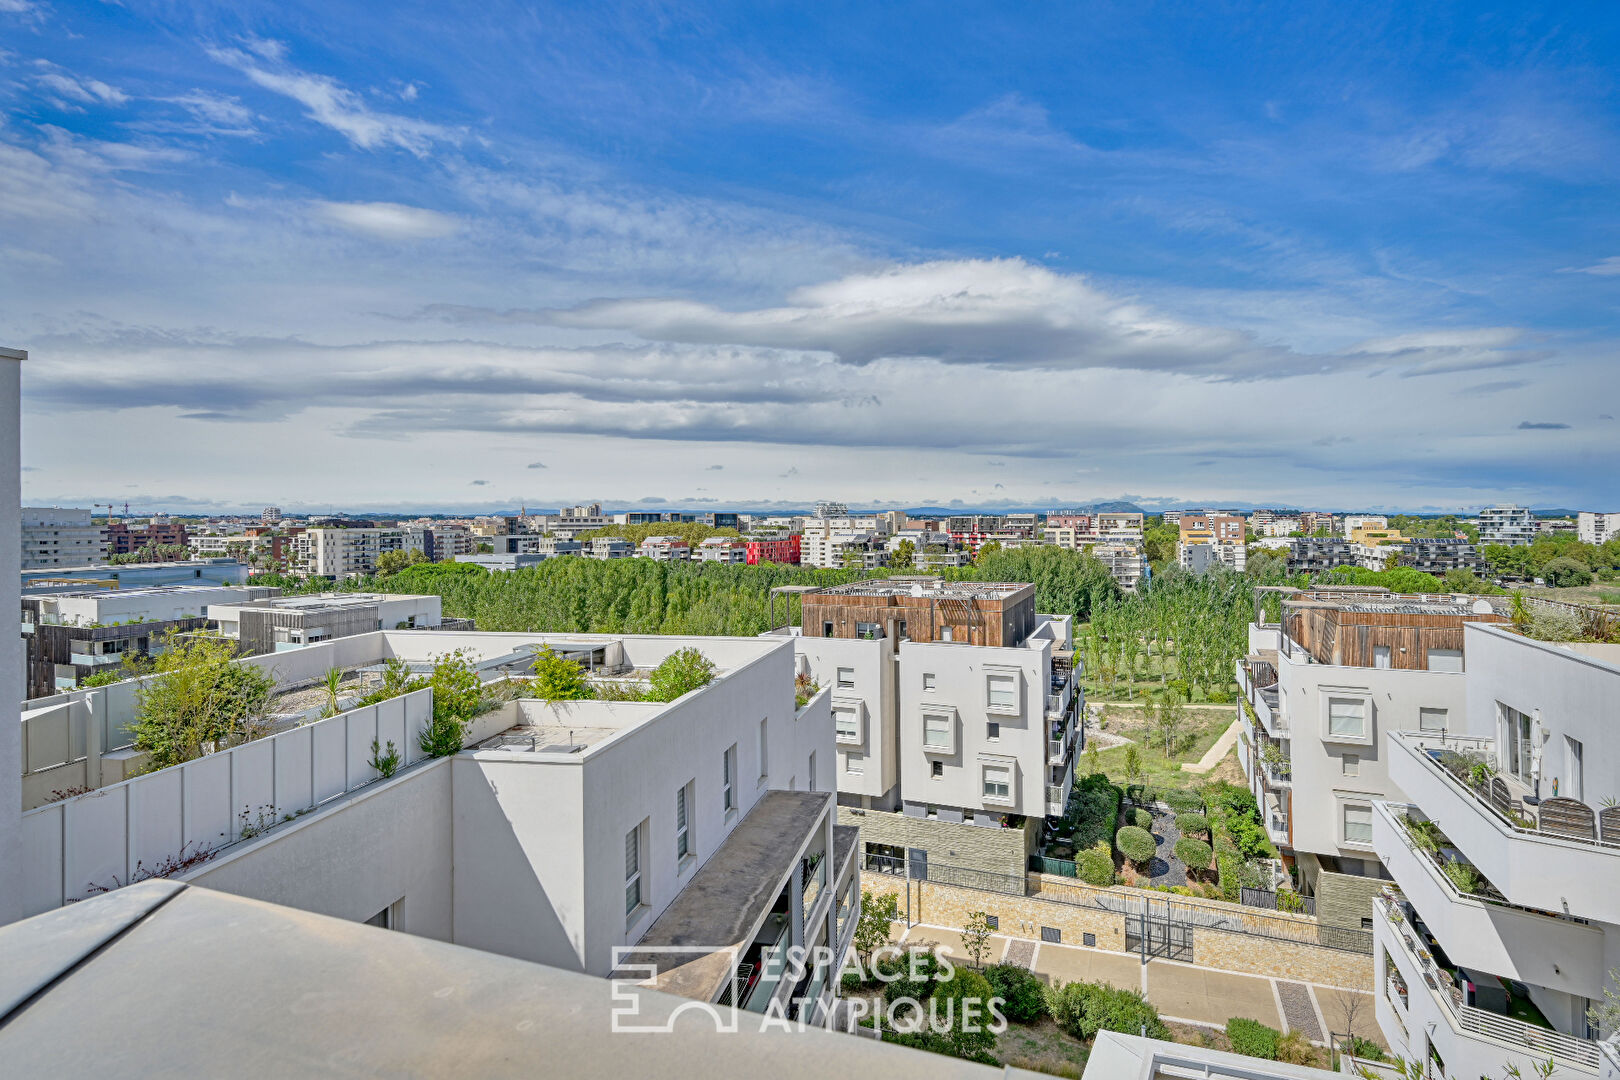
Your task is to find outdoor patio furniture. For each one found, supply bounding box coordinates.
[1538,797,1596,841]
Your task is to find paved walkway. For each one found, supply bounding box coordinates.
[897,922,1382,1049]
[1180,717,1242,774]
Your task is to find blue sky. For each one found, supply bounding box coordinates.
[3,1,1618,513]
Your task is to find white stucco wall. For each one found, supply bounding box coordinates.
[0,349,23,925]
[789,635,896,801]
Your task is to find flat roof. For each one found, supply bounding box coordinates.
[614,790,830,1001]
[811,578,1030,600]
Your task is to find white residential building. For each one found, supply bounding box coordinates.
[772,579,1079,882]
[697,537,747,563]
[1374,623,1620,1080]
[1095,511,1144,540]
[208,591,444,652]
[20,507,106,569]
[1341,514,1388,537]
[1237,587,1507,935]
[1478,505,1537,547]
[292,527,404,578]
[1261,517,1302,537]
[261,506,281,525]
[586,537,634,560]
[639,536,691,561]
[1578,511,1620,545]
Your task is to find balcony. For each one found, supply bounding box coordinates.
[1374,895,1600,1075]
[1236,658,1285,735]
[68,651,125,667]
[1373,802,1604,995]
[1262,791,1289,846]
[1388,732,1620,925]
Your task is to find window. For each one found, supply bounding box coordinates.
[1344,805,1373,845]
[676,783,692,862]
[1373,645,1391,669]
[1565,736,1585,802]
[987,672,1017,711]
[986,721,1000,741]
[898,620,908,640]
[1342,754,1360,777]
[922,672,936,691]
[1501,704,1533,780]
[808,751,817,793]
[1419,707,1448,733]
[1427,648,1463,673]
[722,745,736,813]
[625,823,645,916]
[941,626,954,642]
[836,667,855,689]
[823,622,834,637]
[856,622,881,640]
[758,719,769,781]
[846,751,864,775]
[931,760,943,778]
[1328,697,1366,739]
[1041,926,1061,944]
[985,915,999,930]
[983,764,1012,802]
[834,708,861,743]
[923,713,951,751]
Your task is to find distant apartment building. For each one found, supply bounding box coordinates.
[260,506,282,525]
[745,535,800,565]
[105,518,189,557]
[1537,517,1577,536]
[1297,511,1337,535]
[697,537,747,563]
[1236,587,1506,933]
[1340,514,1388,537]
[1478,505,1536,546]
[454,553,547,571]
[20,584,280,696]
[209,592,444,653]
[291,527,404,579]
[1577,510,1620,545]
[772,579,1079,883]
[1260,517,1301,537]
[1160,510,1184,525]
[812,500,848,518]
[20,558,251,593]
[1394,537,1487,576]
[20,508,106,569]
[639,536,691,562]
[1088,541,1147,592]
[801,530,887,569]
[1177,514,1247,573]
[1095,512,1145,539]
[1000,512,1039,538]
[586,537,634,560]
[1284,539,1357,574]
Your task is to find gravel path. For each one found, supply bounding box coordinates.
[1277,980,1324,1040]
[1139,804,1187,885]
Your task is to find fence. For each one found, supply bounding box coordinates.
[1031,874,1372,954]
[19,688,433,917]
[863,852,1026,896]
[1240,885,1317,917]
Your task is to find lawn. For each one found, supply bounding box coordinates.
[1524,583,1620,610]
[1087,706,1235,792]
[996,1017,1090,1078]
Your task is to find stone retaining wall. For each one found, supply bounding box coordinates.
[838,806,1036,880]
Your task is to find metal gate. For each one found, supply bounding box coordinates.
[1124,898,1193,963]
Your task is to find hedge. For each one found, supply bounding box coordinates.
[983,963,1046,1024]
[1132,807,1153,830]
[1163,788,1205,814]
[1050,980,1171,1041]
[1075,841,1116,886]
[1174,812,1209,837]
[1225,1017,1280,1060]
[1116,826,1157,866]
[1174,837,1213,870]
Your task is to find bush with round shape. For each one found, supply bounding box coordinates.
[1174,812,1209,837]
[983,963,1046,1025]
[1132,807,1153,830]
[883,948,943,1007]
[1163,788,1204,814]
[1116,825,1157,866]
[1226,1017,1280,1060]
[1174,837,1213,870]
[1075,841,1116,886]
[1049,980,1171,1041]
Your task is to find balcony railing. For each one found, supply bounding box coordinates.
[1376,895,1600,1071]
[800,851,827,918]
[68,651,125,667]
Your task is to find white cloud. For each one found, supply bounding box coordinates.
[207,45,456,156]
[157,91,258,137]
[35,69,128,110]
[1562,256,1620,276]
[311,200,459,240]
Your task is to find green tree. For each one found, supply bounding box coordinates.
[644,647,716,703]
[375,548,428,576]
[130,632,275,770]
[1123,742,1143,783]
[418,650,485,758]
[853,889,900,963]
[530,645,592,700]
[959,910,994,967]
[319,667,345,718]
[1542,556,1593,588]
[891,539,916,571]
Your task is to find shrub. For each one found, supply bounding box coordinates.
[883,948,943,1006]
[1075,841,1116,886]
[1174,812,1209,837]
[1069,773,1125,851]
[1174,837,1213,870]
[1049,980,1171,1041]
[1343,1035,1386,1062]
[1528,606,1581,642]
[1226,1017,1280,1060]
[1116,826,1156,866]
[1132,807,1153,830]
[418,650,485,758]
[1163,788,1205,814]
[983,963,1046,1024]
[643,647,717,703]
[840,971,863,993]
[1275,889,1307,914]
[1275,1029,1314,1065]
[530,646,591,700]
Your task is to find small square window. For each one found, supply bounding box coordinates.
[923,672,936,691]
[1328,697,1366,739]
[986,721,1000,740]
[931,760,943,778]
[823,622,834,637]
[837,666,855,689]
[1419,707,1448,733]
[846,750,864,774]
[1342,754,1360,777]
[1082,932,1096,947]
[1361,917,1374,931]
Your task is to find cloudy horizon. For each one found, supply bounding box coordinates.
[4,3,1618,514]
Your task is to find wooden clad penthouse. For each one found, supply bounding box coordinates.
[800,578,1037,647]
[1282,592,1508,670]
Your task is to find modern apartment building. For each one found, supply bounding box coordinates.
[292,527,404,578]
[1394,537,1488,576]
[697,537,747,563]
[20,507,106,569]
[1342,514,1389,537]
[745,535,801,565]
[1374,623,1620,1079]
[1178,515,1248,573]
[105,517,189,556]
[639,536,691,561]
[208,592,445,653]
[1089,541,1147,592]
[260,506,282,525]
[1577,511,1620,545]
[1284,539,1357,574]
[1478,505,1537,547]
[771,578,1079,883]
[1237,587,1507,936]
[1298,511,1338,535]
[586,537,634,560]
[20,584,279,696]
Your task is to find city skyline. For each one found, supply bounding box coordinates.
[4,3,1620,509]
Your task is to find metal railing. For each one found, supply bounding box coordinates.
[863,852,1025,896]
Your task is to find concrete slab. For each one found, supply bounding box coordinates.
[1147,962,1280,1028]
[1312,987,1386,1050]
[1031,942,1143,990]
